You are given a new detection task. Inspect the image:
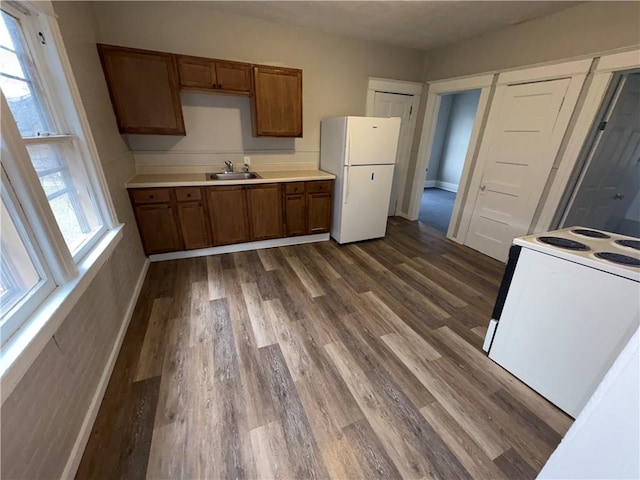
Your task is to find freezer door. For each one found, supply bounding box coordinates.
[335,164,394,243]
[346,117,401,166]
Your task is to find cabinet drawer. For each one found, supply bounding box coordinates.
[175,187,202,202]
[130,188,171,204]
[306,181,333,194]
[285,182,305,195]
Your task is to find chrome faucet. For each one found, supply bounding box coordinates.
[224,161,234,173]
[241,163,250,173]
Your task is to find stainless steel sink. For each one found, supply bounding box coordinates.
[206,172,261,181]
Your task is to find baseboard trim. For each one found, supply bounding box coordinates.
[424,180,436,188]
[434,181,458,193]
[61,258,150,479]
[148,233,330,262]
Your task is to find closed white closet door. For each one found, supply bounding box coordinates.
[372,93,413,215]
[465,78,572,261]
[338,165,394,243]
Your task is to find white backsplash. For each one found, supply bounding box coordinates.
[127,91,320,174]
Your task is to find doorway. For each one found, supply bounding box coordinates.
[365,77,422,217]
[561,71,640,237]
[420,90,481,233]
[372,91,414,216]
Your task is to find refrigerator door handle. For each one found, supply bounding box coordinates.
[344,167,350,204]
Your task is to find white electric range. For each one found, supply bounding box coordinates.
[483,226,640,418]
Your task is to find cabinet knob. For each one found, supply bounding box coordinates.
[187,194,191,197]
[149,195,155,199]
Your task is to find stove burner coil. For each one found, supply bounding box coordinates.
[594,252,640,267]
[538,236,590,251]
[570,228,611,239]
[615,239,640,251]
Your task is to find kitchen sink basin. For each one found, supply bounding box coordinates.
[206,172,261,181]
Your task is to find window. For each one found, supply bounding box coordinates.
[0,2,119,351]
[1,7,103,257]
[0,171,56,339]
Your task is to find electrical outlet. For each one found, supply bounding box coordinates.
[243,155,251,165]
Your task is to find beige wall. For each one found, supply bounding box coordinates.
[90,1,426,171]
[0,2,147,478]
[423,1,640,81]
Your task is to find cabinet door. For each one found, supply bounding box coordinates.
[285,194,306,236]
[208,187,250,246]
[97,44,185,135]
[177,55,216,90]
[177,201,212,250]
[246,184,284,240]
[252,66,303,137]
[134,204,182,254]
[215,61,252,94]
[307,193,332,234]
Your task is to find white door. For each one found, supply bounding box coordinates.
[465,78,572,261]
[563,73,640,231]
[338,164,395,244]
[373,92,413,215]
[346,116,401,166]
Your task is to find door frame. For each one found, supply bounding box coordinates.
[534,49,640,232]
[365,77,422,217]
[409,59,594,246]
[460,60,591,248]
[407,73,494,242]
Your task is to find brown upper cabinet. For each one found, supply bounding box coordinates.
[177,55,252,95]
[97,44,302,137]
[252,65,303,137]
[97,44,185,135]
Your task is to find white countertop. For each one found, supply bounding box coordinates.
[126,169,335,188]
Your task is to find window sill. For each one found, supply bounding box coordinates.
[0,226,123,405]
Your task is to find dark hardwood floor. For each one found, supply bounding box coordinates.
[76,218,572,479]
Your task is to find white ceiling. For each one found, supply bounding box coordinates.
[214,1,582,51]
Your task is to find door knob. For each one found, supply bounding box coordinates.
[614,193,625,200]
[480,184,486,192]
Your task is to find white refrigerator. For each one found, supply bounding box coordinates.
[320,116,401,244]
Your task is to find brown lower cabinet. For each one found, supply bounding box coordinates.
[207,186,250,246]
[177,201,211,250]
[129,180,332,255]
[246,184,284,240]
[307,192,332,234]
[208,184,284,245]
[133,203,182,254]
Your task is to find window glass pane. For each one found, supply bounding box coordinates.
[0,196,41,321]
[0,10,52,137]
[26,143,101,253]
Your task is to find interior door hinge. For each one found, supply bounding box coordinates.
[598,121,608,131]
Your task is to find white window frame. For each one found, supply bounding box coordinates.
[0,168,56,339]
[0,1,123,403]
[1,3,115,261]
